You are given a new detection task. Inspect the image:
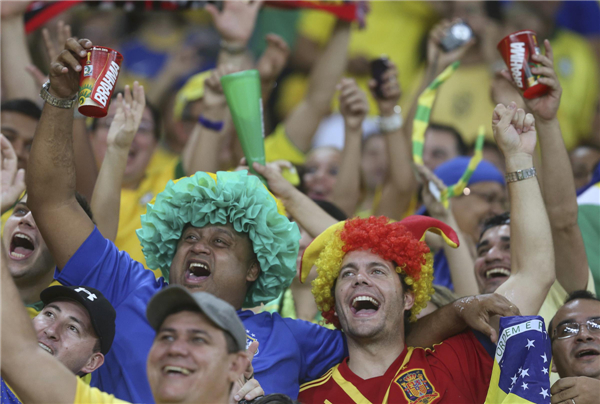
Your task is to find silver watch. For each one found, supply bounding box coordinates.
[505,167,536,183]
[40,81,77,109]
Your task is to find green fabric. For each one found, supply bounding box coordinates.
[137,170,300,307]
[174,159,186,179]
[578,203,600,295]
[26,300,44,312]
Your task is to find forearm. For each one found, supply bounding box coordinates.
[73,117,98,201]
[305,20,351,107]
[0,16,39,101]
[435,212,479,296]
[537,118,578,225]
[285,20,351,153]
[406,301,464,347]
[497,154,555,315]
[331,129,362,216]
[537,118,589,292]
[217,48,254,70]
[182,105,227,175]
[27,104,77,210]
[281,189,338,238]
[91,145,128,241]
[1,242,77,403]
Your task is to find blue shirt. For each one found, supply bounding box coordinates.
[432,250,454,291]
[1,378,21,404]
[55,228,347,403]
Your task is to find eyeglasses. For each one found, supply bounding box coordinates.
[553,318,600,340]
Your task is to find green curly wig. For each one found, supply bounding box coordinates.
[136,170,300,307]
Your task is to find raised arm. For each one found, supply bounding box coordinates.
[331,78,369,216]
[1,134,26,215]
[499,40,590,294]
[0,2,39,101]
[252,161,338,237]
[1,235,77,404]
[182,65,237,175]
[493,103,555,316]
[285,19,352,153]
[26,38,95,270]
[415,164,479,297]
[370,61,417,220]
[91,83,145,241]
[206,0,262,70]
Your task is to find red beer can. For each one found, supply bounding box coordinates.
[497,30,549,99]
[78,46,123,118]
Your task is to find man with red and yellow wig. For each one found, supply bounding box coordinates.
[298,102,557,403]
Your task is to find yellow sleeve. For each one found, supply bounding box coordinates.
[264,124,306,165]
[74,378,130,404]
[297,9,336,45]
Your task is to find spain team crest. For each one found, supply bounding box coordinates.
[396,369,439,403]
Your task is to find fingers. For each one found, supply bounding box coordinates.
[550,385,577,404]
[233,379,263,402]
[123,84,132,106]
[494,102,517,132]
[247,340,259,359]
[42,27,57,62]
[204,2,219,19]
[550,378,576,396]
[512,108,525,134]
[543,39,554,64]
[523,113,535,134]
[264,33,289,53]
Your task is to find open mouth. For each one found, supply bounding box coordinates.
[10,233,35,260]
[38,342,54,355]
[350,295,380,315]
[163,366,193,376]
[485,268,511,279]
[185,261,211,283]
[575,348,600,359]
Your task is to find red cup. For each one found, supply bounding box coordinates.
[497,30,549,99]
[78,46,123,117]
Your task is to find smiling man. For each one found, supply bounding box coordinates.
[26,36,539,403]
[0,284,116,403]
[298,103,556,403]
[1,194,95,314]
[548,291,600,404]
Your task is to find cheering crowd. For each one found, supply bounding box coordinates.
[1,1,599,403]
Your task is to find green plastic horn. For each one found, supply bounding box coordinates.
[220,69,267,185]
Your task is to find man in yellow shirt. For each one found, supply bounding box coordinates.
[1,257,254,404]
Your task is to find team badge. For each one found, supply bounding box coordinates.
[396,369,439,403]
[83,64,93,77]
[245,330,259,356]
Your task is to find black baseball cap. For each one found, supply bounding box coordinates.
[40,285,116,355]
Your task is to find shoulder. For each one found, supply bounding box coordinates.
[299,365,337,394]
[75,378,130,404]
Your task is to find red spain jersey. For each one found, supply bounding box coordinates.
[298,331,493,404]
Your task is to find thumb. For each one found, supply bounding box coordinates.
[247,341,259,361]
[251,161,268,176]
[15,168,26,188]
[488,326,498,344]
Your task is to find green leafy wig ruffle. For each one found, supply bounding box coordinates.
[136,171,300,307]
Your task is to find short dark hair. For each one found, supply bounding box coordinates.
[479,212,510,240]
[89,96,161,141]
[549,290,599,334]
[255,394,299,404]
[1,99,42,121]
[427,123,468,156]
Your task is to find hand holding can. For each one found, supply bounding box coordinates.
[497,30,549,99]
[78,46,123,118]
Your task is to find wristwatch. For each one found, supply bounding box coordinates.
[505,167,536,183]
[379,106,403,133]
[40,81,77,109]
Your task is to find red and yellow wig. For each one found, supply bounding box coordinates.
[300,216,459,329]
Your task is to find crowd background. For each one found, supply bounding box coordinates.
[1,1,600,403]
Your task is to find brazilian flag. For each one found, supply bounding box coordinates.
[485,316,552,403]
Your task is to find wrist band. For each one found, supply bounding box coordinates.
[379,107,403,133]
[198,115,224,132]
[220,40,246,54]
[505,167,536,183]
